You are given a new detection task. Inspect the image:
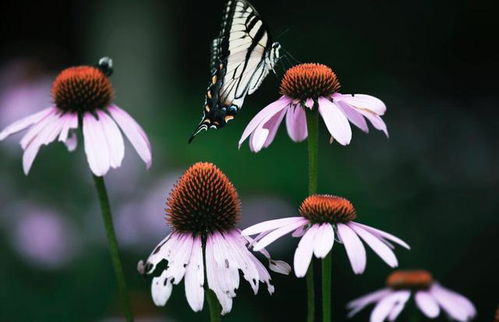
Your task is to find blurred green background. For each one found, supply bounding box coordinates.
[0,0,497,321]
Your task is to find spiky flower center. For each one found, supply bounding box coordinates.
[279,63,340,101]
[299,195,356,224]
[386,270,434,290]
[51,66,113,113]
[166,162,241,234]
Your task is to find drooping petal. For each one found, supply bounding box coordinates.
[347,288,393,318]
[415,291,440,318]
[286,104,308,142]
[151,270,173,306]
[57,113,78,143]
[96,110,125,169]
[370,290,410,322]
[336,101,369,133]
[20,109,58,149]
[22,113,66,175]
[253,219,309,251]
[335,93,387,115]
[249,107,287,152]
[313,223,335,258]
[64,133,78,152]
[107,104,152,168]
[294,224,319,278]
[317,97,352,145]
[430,283,476,321]
[351,222,410,250]
[268,259,292,275]
[83,112,111,176]
[387,291,411,321]
[184,235,204,312]
[337,223,366,274]
[239,96,291,147]
[0,106,55,140]
[357,110,389,137]
[348,222,398,268]
[242,217,306,236]
[292,225,306,237]
[143,233,173,273]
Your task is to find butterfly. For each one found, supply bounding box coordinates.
[189,0,281,143]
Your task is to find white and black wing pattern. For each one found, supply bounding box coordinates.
[189,0,281,142]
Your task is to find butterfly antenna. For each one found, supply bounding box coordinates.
[276,27,291,41]
[282,47,301,65]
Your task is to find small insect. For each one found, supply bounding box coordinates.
[189,0,281,142]
[95,56,113,76]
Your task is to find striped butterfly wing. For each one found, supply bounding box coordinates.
[189,0,281,142]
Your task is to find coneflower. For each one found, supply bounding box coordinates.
[0,57,151,176]
[347,270,476,322]
[139,162,290,315]
[239,63,388,152]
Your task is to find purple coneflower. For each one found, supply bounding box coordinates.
[347,270,476,322]
[0,57,151,176]
[242,194,409,277]
[239,63,388,152]
[139,162,290,315]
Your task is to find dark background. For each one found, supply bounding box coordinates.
[0,0,498,321]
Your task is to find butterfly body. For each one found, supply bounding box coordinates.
[189,0,281,142]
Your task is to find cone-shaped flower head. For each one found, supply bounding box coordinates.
[140,162,290,315]
[243,194,409,277]
[347,269,476,321]
[239,63,388,152]
[0,57,152,176]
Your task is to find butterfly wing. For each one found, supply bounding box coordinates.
[189,0,281,142]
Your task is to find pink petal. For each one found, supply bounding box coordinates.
[253,219,308,251]
[184,235,204,312]
[370,290,410,322]
[317,97,352,145]
[430,283,476,321]
[286,104,308,142]
[263,108,287,148]
[83,113,111,176]
[415,291,440,318]
[357,110,389,137]
[351,222,410,250]
[239,96,291,147]
[64,133,78,152]
[268,260,291,275]
[20,109,58,149]
[348,222,398,268]
[294,224,319,278]
[304,98,314,109]
[57,113,78,142]
[0,106,55,140]
[108,105,152,168]
[313,223,335,258]
[335,93,387,115]
[387,291,411,321]
[242,217,306,236]
[96,110,124,169]
[22,113,66,175]
[337,223,366,274]
[347,288,392,318]
[249,107,287,152]
[151,271,173,306]
[336,101,369,133]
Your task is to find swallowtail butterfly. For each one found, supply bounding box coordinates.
[189,0,281,142]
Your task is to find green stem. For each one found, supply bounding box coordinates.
[206,288,222,322]
[305,108,319,322]
[321,253,332,322]
[92,175,134,322]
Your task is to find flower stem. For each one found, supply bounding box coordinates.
[321,252,332,322]
[206,289,222,322]
[92,175,134,322]
[305,108,319,322]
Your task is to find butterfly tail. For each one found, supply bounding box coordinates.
[188,121,209,143]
